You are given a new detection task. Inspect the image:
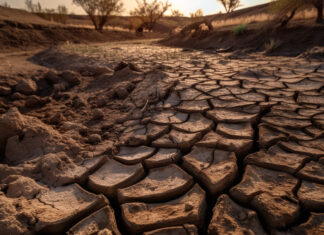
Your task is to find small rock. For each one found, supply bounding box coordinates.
[3,175,46,199]
[93,109,104,120]
[72,96,87,108]
[11,92,26,100]
[60,70,81,87]
[106,89,115,99]
[114,61,128,71]
[49,113,65,125]
[0,85,12,96]
[61,121,87,132]
[25,95,44,108]
[80,66,113,76]
[12,100,26,108]
[114,61,141,72]
[128,63,142,72]
[44,70,60,85]
[93,66,114,76]
[185,203,194,211]
[89,134,102,144]
[94,97,107,108]
[15,79,37,95]
[125,82,136,93]
[0,107,27,152]
[115,86,129,99]
[53,82,69,92]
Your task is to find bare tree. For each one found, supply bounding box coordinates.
[190,9,204,18]
[56,5,69,24]
[0,1,10,7]
[57,5,68,15]
[217,0,240,13]
[171,9,184,17]
[311,0,323,23]
[25,0,69,24]
[73,0,123,30]
[130,0,171,31]
[25,0,42,13]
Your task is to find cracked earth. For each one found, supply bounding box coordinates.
[0,41,323,235]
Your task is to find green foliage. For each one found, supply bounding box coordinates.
[232,24,247,35]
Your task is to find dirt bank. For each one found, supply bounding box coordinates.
[0,6,162,52]
[0,21,164,52]
[162,20,324,57]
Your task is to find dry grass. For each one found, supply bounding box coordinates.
[212,13,272,28]
[58,23,131,32]
[264,38,282,53]
[211,8,318,28]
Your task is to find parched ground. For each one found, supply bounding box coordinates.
[0,40,323,235]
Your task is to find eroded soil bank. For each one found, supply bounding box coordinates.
[0,41,323,234]
[162,21,324,58]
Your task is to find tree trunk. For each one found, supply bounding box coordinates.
[98,15,108,31]
[89,14,99,30]
[314,1,323,23]
[280,7,298,27]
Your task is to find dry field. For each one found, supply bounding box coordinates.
[0,39,323,234]
[0,3,324,235]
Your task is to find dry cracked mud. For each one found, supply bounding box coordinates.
[0,40,323,234]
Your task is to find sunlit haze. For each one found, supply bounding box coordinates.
[5,0,270,16]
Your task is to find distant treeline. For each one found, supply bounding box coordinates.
[25,0,69,24]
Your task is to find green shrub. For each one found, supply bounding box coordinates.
[232,24,247,35]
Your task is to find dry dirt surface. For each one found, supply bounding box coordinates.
[0,6,161,52]
[0,40,324,235]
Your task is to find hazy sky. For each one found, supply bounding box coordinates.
[3,0,270,16]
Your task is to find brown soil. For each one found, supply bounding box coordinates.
[162,19,324,57]
[0,6,163,52]
[0,4,324,235]
[0,39,323,235]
